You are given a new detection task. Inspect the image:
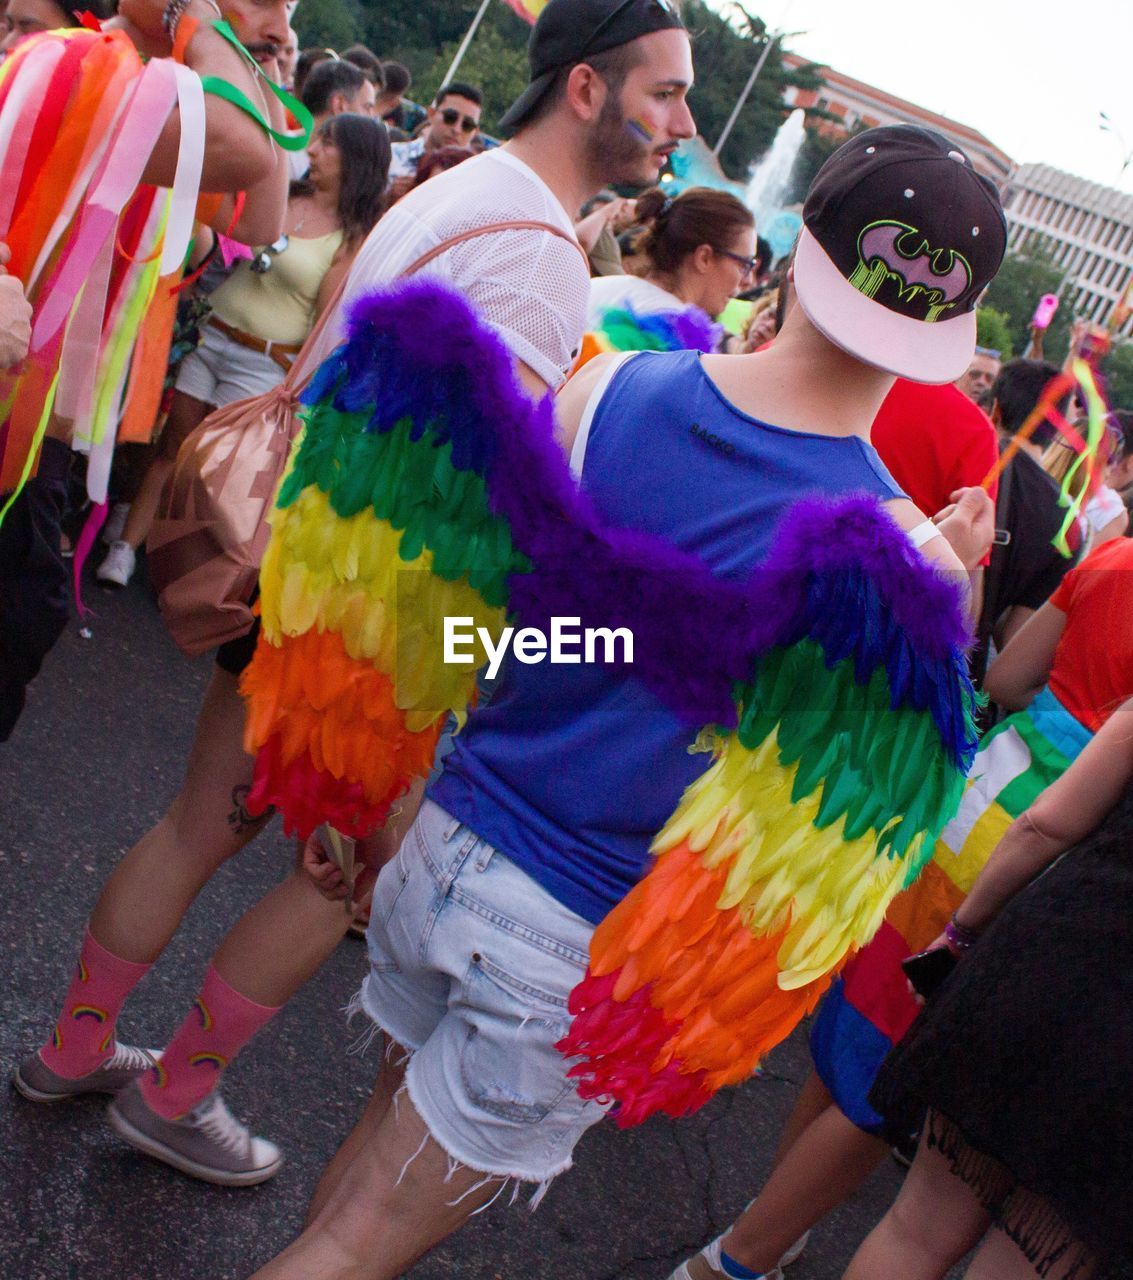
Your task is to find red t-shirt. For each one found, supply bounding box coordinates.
[870,379,999,518]
[1048,538,1133,732]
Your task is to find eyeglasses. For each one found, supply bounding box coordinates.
[715,247,758,276]
[439,107,478,134]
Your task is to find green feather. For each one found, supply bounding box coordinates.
[279,406,527,604]
[735,639,964,858]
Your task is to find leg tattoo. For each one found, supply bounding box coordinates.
[227,784,275,836]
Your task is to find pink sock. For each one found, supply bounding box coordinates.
[41,930,152,1078]
[139,965,280,1120]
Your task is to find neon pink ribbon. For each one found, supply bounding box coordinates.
[160,62,205,275]
[72,499,108,621]
[31,57,179,353]
[218,235,254,268]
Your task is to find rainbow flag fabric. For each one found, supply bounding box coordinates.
[574,303,721,371]
[810,685,1092,1132]
[502,0,548,24]
[241,277,978,1126]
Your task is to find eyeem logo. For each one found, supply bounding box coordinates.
[444,616,633,679]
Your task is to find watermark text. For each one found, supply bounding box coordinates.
[443,616,633,679]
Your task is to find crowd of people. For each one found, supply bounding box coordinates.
[1,0,1131,1278]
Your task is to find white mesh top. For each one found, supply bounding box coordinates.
[312,148,588,390]
[586,274,684,329]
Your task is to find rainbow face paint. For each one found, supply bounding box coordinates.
[626,117,654,143]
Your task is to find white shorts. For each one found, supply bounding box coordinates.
[174,322,287,408]
[358,799,608,1188]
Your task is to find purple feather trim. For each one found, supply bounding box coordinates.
[330,279,972,739]
[761,494,972,659]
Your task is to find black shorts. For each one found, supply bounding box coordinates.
[0,440,73,741]
[215,617,261,676]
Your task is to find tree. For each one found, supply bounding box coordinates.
[976,307,1013,359]
[981,241,1074,366]
[682,2,823,180]
[362,1,522,86]
[295,0,365,52]
[783,116,858,207]
[420,15,532,135]
[1102,342,1133,411]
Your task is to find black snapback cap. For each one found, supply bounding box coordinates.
[792,125,1008,383]
[499,0,685,134]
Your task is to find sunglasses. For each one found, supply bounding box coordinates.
[439,107,478,134]
[251,235,290,274]
[715,247,758,276]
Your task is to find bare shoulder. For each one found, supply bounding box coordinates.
[554,354,625,455]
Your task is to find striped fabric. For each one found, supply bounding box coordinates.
[811,686,1092,1132]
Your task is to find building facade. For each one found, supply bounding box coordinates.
[780,54,1133,338]
[780,53,1014,185]
[1001,164,1133,337]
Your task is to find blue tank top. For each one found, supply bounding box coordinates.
[429,349,905,924]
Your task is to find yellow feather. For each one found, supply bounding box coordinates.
[653,726,935,986]
[256,491,506,729]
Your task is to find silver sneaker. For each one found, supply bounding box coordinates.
[97,540,136,588]
[108,1083,283,1187]
[14,1044,158,1103]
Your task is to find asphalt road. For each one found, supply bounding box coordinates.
[0,566,911,1280]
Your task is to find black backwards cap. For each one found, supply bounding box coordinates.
[499,0,685,133]
[792,125,1008,383]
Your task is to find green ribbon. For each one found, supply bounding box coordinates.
[1052,358,1106,558]
[200,20,312,152]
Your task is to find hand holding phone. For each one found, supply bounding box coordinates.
[1030,294,1059,331]
[901,945,958,1000]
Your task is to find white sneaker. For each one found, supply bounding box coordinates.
[779,1232,811,1267]
[102,502,131,545]
[97,540,136,588]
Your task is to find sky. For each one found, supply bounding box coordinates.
[711,0,1133,192]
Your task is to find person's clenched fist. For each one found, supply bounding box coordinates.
[0,274,32,370]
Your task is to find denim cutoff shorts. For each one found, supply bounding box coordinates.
[359,798,608,1183]
[174,322,286,408]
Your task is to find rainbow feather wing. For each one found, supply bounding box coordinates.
[241,281,749,841]
[241,315,530,840]
[558,502,977,1127]
[238,280,976,1127]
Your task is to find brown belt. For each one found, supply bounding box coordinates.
[208,316,304,371]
